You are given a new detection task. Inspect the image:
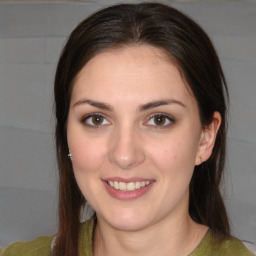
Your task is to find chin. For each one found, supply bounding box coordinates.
[100,208,152,232]
[111,219,147,232]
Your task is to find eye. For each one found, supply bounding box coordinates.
[146,114,174,127]
[81,114,110,127]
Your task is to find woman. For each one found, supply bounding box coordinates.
[1,2,253,256]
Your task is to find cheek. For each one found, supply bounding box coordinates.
[69,137,108,203]
[148,135,198,174]
[68,125,108,174]
[74,142,106,172]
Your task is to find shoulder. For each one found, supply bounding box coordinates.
[0,235,53,256]
[191,230,254,256]
[206,232,254,256]
[217,237,254,256]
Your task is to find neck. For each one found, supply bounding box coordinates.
[93,212,208,256]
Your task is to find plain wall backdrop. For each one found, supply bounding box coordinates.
[0,0,255,251]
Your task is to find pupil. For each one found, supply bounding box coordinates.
[154,115,165,125]
[92,115,103,125]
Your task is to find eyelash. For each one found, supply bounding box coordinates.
[145,113,175,128]
[80,113,175,128]
[81,113,110,128]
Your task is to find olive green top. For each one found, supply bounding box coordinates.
[1,217,253,256]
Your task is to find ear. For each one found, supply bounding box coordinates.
[195,111,221,165]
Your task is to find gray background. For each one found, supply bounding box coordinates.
[0,0,255,252]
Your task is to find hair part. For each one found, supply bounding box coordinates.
[53,3,229,255]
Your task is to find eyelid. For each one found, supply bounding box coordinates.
[80,113,111,128]
[144,113,175,127]
[80,112,175,129]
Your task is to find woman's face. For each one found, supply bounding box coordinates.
[67,45,207,231]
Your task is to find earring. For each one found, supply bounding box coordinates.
[68,149,72,161]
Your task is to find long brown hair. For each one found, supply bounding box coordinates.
[53,3,230,255]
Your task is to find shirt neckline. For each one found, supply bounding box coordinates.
[80,217,211,256]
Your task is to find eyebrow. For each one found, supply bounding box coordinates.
[73,99,113,111]
[138,99,186,111]
[73,98,186,111]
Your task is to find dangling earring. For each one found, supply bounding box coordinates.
[68,149,72,161]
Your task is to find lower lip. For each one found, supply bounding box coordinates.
[103,181,155,200]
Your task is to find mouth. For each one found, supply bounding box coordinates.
[106,180,152,191]
[103,178,155,200]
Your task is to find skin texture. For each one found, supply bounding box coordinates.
[67,45,221,256]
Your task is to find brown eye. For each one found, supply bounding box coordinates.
[154,115,167,126]
[92,115,104,125]
[82,114,110,127]
[146,114,174,127]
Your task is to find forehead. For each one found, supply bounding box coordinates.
[71,45,196,108]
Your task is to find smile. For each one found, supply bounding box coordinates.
[107,181,152,191]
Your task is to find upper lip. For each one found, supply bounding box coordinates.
[102,177,155,183]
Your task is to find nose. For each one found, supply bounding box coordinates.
[108,126,145,170]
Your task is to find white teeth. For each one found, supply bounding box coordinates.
[114,181,119,190]
[135,181,141,189]
[107,181,152,191]
[127,182,135,191]
[119,182,127,191]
